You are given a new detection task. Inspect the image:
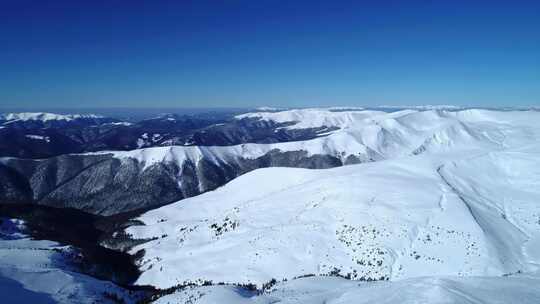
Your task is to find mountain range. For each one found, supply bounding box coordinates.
[1,107,540,303]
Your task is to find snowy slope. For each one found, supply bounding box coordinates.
[126,157,502,288]
[154,275,540,304]
[0,218,141,304]
[127,149,540,289]
[439,146,540,274]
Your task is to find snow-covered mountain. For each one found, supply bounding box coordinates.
[2,108,539,216]
[126,148,540,288]
[109,109,511,163]
[3,107,540,303]
[0,112,116,129]
[108,108,540,177]
[102,108,540,303]
[0,110,327,158]
[0,112,104,122]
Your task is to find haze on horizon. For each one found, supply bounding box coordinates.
[1,0,539,109]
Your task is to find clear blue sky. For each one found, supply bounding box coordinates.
[1,0,539,108]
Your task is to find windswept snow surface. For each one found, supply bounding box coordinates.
[125,109,540,294]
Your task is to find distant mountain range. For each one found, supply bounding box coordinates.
[0,110,334,159]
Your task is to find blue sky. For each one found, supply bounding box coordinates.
[1,0,539,108]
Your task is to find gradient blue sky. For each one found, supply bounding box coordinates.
[1,0,539,108]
